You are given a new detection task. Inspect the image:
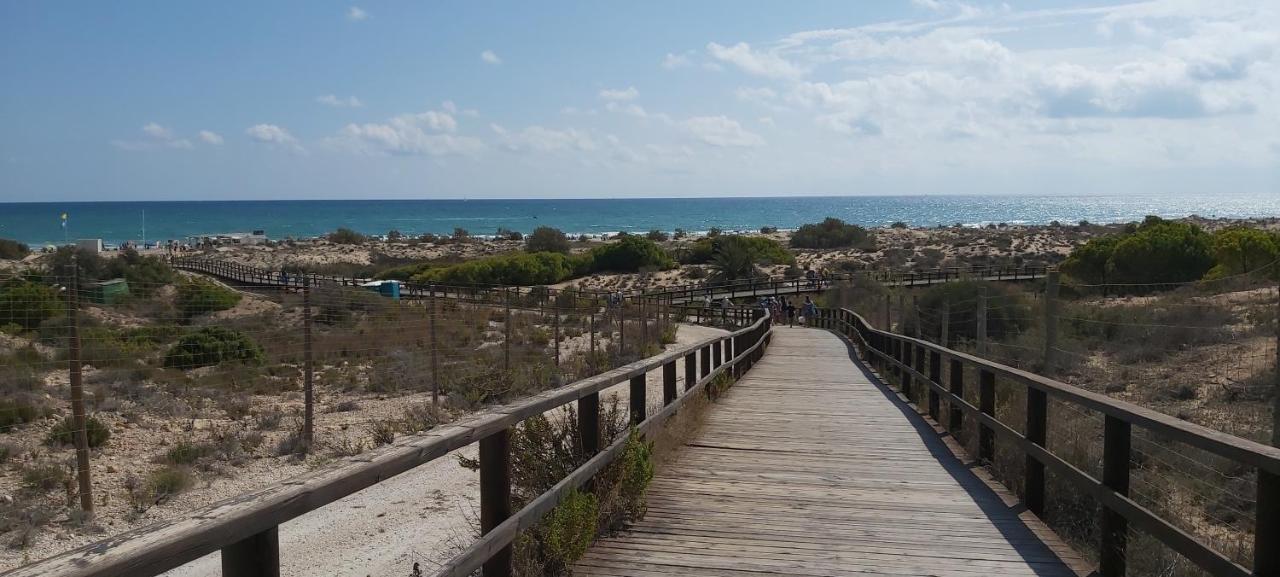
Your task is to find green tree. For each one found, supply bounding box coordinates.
[1107,220,1213,284]
[790,218,875,249]
[1061,235,1121,285]
[708,238,764,283]
[525,226,571,254]
[1208,226,1279,278]
[681,235,794,266]
[587,236,674,273]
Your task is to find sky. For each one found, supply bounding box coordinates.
[1,0,1277,201]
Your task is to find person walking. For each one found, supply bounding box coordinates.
[785,298,797,327]
[802,296,818,327]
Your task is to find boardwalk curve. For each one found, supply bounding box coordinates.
[576,326,1086,577]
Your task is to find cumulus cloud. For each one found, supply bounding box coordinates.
[683,116,765,147]
[198,130,224,145]
[111,122,195,150]
[491,124,597,153]
[246,124,305,152]
[333,109,481,156]
[707,42,803,79]
[662,52,693,69]
[598,86,639,101]
[347,6,368,21]
[480,50,502,65]
[316,94,363,108]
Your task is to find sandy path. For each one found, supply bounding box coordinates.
[161,323,727,577]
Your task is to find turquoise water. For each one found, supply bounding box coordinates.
[1,194,1277,247]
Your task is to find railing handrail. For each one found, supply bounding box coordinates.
[822,305,1279,577]
[6,311,773,577]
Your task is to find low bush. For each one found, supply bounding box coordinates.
[46,415,111,448]
[646,230,669,242]
[327,227,368,245]
[790,217,875,250]
[1061,216,1214,286]
[21,462,67,492]
[0,238,30,260]
[162,440,213,465]
[175,279,241,320]
[0,394,51,431]
[163,326,264,369]
[147,465,194,504]
[523,227,570,254]
[680,235,794,266]
[0,280,62,330]
[587,236,674,273]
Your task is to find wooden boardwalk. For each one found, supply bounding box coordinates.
[575,326,1087,577]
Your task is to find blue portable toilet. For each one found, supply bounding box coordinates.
[361,280,401,301]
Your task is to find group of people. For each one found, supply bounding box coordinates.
[758,295,818,327]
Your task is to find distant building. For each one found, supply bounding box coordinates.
[76,239,104,253]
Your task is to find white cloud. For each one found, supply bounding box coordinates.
[683,116,765,147]
[481,50,502,65]
[142,122,172,140]
[246,124,305,152]
[112,122,197,150]
[758,116,776,126]
[662,52,693,69]
[441,100,458,114]
[492,124,597,153]
[333,109,480,156]
[198,130,224,145]
[707,42,803,79]
[598,86,639,101]
[316,94,364,108]
[347,6,368,21]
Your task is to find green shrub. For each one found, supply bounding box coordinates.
[415,252,581,286]
[175,279,241,319]
[162,440,213,465]
[327,227,368,245]
[1207,226,1279,278]
[163,326,264,369]
[0,238,30,260]
[646,229,669,242]
[375,262,437,281]
[0,280,63,330]
[1061,235,1121,285]
[0,395,50,430]
[107,249,176,296]
[496,227,524,241]
[22,462,67,492]
[681,235,794,266]
[46,415,111,448]
[1062,216,1214,286]
[790,218,875,249]
[709,238,766,283]
[587,236,674,273]
[540,490,599,571]
[147,465,193,503]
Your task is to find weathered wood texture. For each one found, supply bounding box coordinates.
[575,327,1086,576]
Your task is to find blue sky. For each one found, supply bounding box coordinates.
[1,0,1276,201]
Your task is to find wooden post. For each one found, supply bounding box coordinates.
[553,303,561,367]
[480,429,512,577]
[663,360,677,405]
[901,340,913,399]
[629,374,646,425]
[65,260,93,514]
[578,392,599,457]
[430,286,440,406]
[1042,269,1061,372]
[619,297,626,358]
[912,295,921,339]
[928,351,941,421]
[303,278,314,448]
[589,312,597,372]
[1260,286,1280,575]
[940,299,950,348]
[713,338,723,369]
[684,351,697,391]
[948,358,964,433]
[1100,416,1131,577]
[221,527,280,577]
[977,287,988,356]
[896,293,905,332]
[883,293,891,329]
[700,345,711,379]
[978,369,995,464]
[503,288,512,372]
[1025,387,1047,517]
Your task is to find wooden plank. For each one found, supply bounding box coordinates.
[574,327,1087,577]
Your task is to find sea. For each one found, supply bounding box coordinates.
[1,194,1277,247]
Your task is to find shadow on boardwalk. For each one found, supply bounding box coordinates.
[575,326,1089,577]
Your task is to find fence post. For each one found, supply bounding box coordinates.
[589,312,597,372]
[897,293,905,332]
[700,345,711,379]
[1042,269,1061,372]
[1025,387,1047,517]
[1258,285,1280,575]
[303,278,314,449]
[912,295,921,339]
[663,360,677,405]
[221,527,280,577]
[553,302,561,368]
[1100,416,1131,577]
[430,286,440,407]
[685,351,697,390]
[619,298,626,359]
[928,351,941,421]
[940,299,950,348]
[977,287,988,356]
[65,260,93,514]
[578,392,599,457]
[901,340,913,399]
[630,374,646,425]
[883,293,891,329]
[480,430,512,577]
[948,358,964,433]
[503,288,512,372]
[978,369,995,464]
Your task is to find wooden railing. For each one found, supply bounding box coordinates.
[7,313,773,577]
[815,306,1280,577]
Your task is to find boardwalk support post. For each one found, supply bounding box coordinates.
[578,392,599,457]
[700,345,711,379]
[663,360,677,406]
[940,300,950,348]
[1025,387,1047,517]
[948,358,964,433]
[978,370,995,464]
[1100,416,1130,577]
[977,288,988,356]
[928,350,941,421]
[221,527,280,577]
[1042,270,1060,372]
[630,374,646,426]
[1263,285,1280,575]
[684,351,696,391]
[480,429,512,577]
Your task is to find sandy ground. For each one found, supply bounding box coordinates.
[156,322,726,577]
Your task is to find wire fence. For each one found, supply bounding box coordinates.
[0,265,684,557]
